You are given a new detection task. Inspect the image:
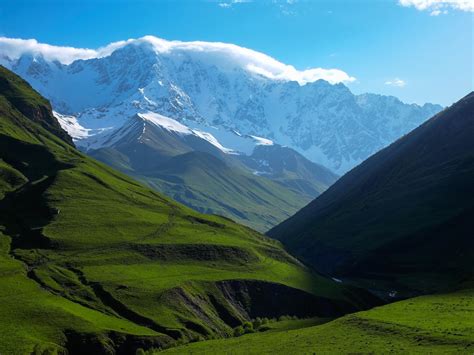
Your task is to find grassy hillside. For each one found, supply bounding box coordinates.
[135,151,317,232]
[0,66,373,354]
[89,115,337,232]
[269,92,474,297]
[161,287,474,354]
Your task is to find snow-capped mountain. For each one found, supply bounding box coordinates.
[2,36,442,173]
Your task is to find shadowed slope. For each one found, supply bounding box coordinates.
[269,92,474,296]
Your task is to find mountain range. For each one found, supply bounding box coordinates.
[3,36,442,175]
[1,36,442,231]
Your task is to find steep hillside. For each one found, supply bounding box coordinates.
[0,66,375,354]
[269,92,474,297]
[88,113,337,232]
[4,36,442,173]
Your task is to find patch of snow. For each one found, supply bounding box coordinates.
[138,112,236,154]
[192,129,235,154]
[252,170,270,176]
[250,135,274,146]
[53,111,89,140]
[138,112,191,134]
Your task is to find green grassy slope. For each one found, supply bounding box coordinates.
[0,66,374,354]
[89,116,337,232]
[136,151,315,232]
[269,92,474,296]
[161,287,474,354]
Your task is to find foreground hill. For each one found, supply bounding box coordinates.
[269,92,474,297]
[87,112,337,232]
[0,66,374,354]
[162,287,474,354]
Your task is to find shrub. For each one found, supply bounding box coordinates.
[234,325,245,337]
[253,317,263,329]
[243,321,254,333]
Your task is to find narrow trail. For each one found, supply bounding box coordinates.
[140,203,178,241]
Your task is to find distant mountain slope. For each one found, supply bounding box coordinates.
[269,92,474,297]
[239,144,337,197]
[88,113,338,232]
[4,36,442,173]
[0,66,375,354]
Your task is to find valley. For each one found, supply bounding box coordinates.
[1,36,442,230]
[0,9,472,353]
[0,66,375,354]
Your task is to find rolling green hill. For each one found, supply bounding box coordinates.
[269,92,474,297]
[0,66,373,354]
[161,287,474,354]
[89,115,337,232]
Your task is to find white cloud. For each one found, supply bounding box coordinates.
[0,35,356,85]
[217,0,251,8]
[430,8,449,14]
[0,37,127,64]
[0,37,96,64]
[385,78,406,87]
[398,0,474,13]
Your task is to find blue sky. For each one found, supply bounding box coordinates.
[0,0,472,105]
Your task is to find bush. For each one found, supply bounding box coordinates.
[234,325,245,337]
[243,321,254,332]
[253,317,263,329]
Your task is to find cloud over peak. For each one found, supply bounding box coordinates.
[0,35,355,85]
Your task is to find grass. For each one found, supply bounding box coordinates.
[0,66,368,353]
[160,288,474,354]
[0,232,160,355]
